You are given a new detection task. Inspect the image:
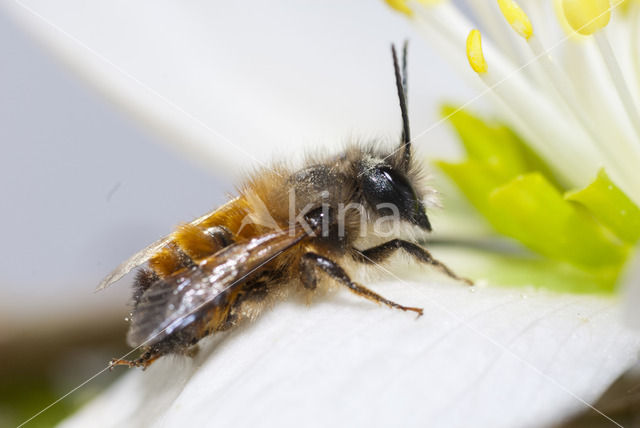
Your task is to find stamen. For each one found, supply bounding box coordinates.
[561,0,611,35]
[466,2,522,63]
[497,0,533,39]
[385,0,413,17]
[386,0,640,202]
[553,0,587,38]
[409,2,490,85]
[497,0,638,192]
[410,1,529,88]
[561,0,640,143]
[387,1,480,75]
[463,29,600,186]
[594,31,640,142]
[466,30,488,73]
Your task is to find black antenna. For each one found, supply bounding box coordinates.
[392,42,411,168]
[401,40,408,103]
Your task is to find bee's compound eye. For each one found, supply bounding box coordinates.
[361,166,410,206]
[360,166,431,231]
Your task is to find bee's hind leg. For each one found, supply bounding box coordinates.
[354,239,473,285]
[300,252,423,317]
[110,349,161,370]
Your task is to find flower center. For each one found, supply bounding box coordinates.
[386,0,640,205]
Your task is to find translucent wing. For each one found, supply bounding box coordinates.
[95,236,173,292]
[127,226,307,347]
[96,199,239,291]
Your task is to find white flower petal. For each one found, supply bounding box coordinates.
[59,275,639,428]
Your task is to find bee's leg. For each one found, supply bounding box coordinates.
[109,349,161,370]
[354,239,473,285]
[301,252,423,316]
[300,257,318,291]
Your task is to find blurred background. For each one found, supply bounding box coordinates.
[0,5,228,426]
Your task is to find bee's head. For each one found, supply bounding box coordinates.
[357,156,431,232]
[356,41,431,232]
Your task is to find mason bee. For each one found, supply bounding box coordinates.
[103,43,471,369]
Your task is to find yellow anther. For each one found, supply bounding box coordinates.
[385,0,413,17]
[561,0,611,35]
[466,30,488,73]
[497,0,534,39]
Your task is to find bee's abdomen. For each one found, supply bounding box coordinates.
[148,243,194,277]
[148,223,236,279]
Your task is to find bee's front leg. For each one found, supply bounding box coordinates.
[300,252,423,317]
[354,239,473,285]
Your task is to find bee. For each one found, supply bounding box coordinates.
[103,43,471,369]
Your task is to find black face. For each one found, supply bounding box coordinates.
[359,164,431,231]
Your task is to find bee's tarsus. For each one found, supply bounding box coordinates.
[410,307,424,319]
[356,239,472,285]
[109,358,134,369]
[109,351,159,370]
[301,252,421,316]
[403,306,423,317]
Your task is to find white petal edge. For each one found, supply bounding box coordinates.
[60,272,639,428]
